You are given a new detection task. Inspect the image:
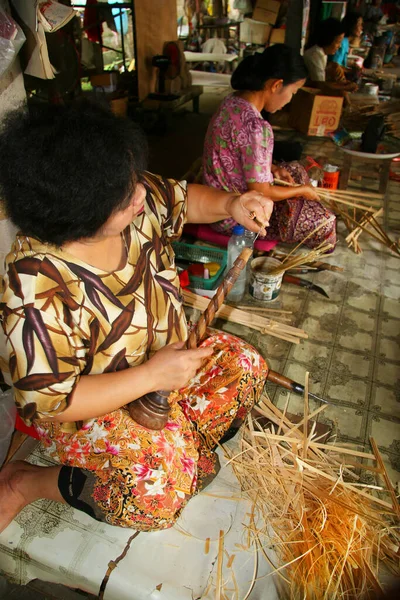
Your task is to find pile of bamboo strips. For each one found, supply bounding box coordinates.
[225,386,400,599]
[322,193,400,255]
[183,289,308,344]
[266,241,333,276]
[272,250,344,273]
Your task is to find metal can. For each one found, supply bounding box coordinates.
[249,257,283,302]
[322,164,340,190]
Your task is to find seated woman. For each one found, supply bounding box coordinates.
[327,13,363,84]
[304,18,357,93]
[0,101,273,533]
[203,44,336,249]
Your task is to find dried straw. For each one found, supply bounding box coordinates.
[224,385,400,599]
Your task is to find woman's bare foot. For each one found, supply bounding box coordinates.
[0,460,36,533]
[0,459,65,534]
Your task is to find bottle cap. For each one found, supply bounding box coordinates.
[232,225,245,235]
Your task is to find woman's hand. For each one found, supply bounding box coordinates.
[146,342,214,392]
[272,164,295,184]
[227,191,274,237]
[298,185,320,201]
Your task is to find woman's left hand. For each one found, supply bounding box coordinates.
[272,165,295,184]
[227,191,274,237]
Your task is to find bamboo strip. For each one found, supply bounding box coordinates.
[324,188,382,200]
[267,243,333,276]
[295,457,393,510]
[274,176,381,202]
[342,207,399,254]
[369,437,400,518]
[319,191,376,212]
[236,305,293,315]
[272,252,344,273]
[215,529,224,600]
[281,217,336,265]
[223,389,400,599]
[183,289,308,343]
[345,208,384,243]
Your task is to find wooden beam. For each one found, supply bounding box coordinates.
[133,0,178,100]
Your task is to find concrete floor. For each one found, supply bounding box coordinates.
[1,85,400,598]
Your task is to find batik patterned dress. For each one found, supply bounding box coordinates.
[0,173,267,530]
[203,94,336,249]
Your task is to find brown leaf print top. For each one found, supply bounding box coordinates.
[0,174,188,434]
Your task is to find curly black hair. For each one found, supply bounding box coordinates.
[0,100,148,246]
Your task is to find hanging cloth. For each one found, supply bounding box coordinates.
[84,0,103,43]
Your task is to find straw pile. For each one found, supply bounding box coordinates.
[226,386,400,599]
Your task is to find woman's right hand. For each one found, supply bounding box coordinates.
[146,342,214,392]
[298,185,320,201]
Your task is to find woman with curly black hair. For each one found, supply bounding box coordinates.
[0,101,273,532]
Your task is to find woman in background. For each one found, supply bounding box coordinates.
[327,13,363,83]
[203,44,336,249]
[304,18,357,92]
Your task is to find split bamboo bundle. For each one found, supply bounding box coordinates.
[225,389,400,599]
[273,178,400,255]
[266,241,334,276]
[183,289,307,344]
[272,251,344,273]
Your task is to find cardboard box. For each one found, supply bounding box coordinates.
[254,0,281,14]
[240,18,272,45]
[288,88,343,137]
[253,0,280,25]
[269,28,285,44]
[90,71,118,93]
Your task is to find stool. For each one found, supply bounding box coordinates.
[339,148,400,231]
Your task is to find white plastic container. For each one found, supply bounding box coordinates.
[249,257,283,302]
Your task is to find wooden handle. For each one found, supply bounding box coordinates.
[186,247,253,349]
[129,247,253,430]
[267,370,305,396]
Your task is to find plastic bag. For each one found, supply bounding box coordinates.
[0,9,26,78]
[0,388,17,468]
[233,0,252,13]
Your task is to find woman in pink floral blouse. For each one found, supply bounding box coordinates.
[203,44,336,249]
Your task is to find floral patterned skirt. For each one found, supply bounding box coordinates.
[35,332,267,531]
[211,163,337,251]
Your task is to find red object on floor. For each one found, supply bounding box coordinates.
[15,413,40,440]
[183,224,278,252]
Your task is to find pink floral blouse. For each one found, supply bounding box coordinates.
[203,94,274,194]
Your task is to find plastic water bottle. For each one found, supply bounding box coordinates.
[226,225,255,303]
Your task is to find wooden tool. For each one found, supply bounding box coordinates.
[129,247,333,430]
[129,247,254,430]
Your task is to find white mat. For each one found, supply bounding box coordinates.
[0,442,280,599]
[189,70,232,88]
